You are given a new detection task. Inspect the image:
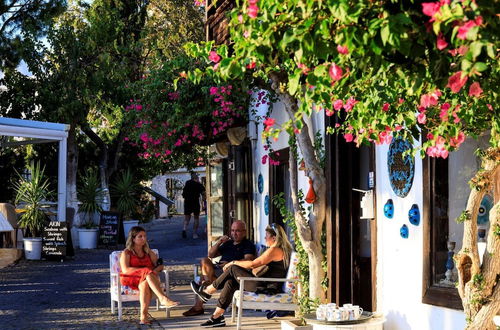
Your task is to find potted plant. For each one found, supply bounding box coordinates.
[14,162,53,260]
[111,168,139,236]
[77,168,104,249]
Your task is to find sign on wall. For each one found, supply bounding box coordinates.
[387,137,415,198]
[98,211,120,246]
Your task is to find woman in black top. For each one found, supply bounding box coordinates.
[192,223,293,327]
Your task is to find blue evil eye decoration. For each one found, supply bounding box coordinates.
[477,195,493,225]
[408,204,420,226]
[387,137,415,198]
[258,174,264,194]
[384,199,394,218]
[264,195,270,216]
[400,224,409,239]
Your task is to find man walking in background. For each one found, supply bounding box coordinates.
[182,172,205,239]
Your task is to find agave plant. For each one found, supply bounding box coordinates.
[110,169,139,219]
[14,162,53,238]
[77,168,104,228]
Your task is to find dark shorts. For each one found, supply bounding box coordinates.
[213,264,224,277]
[184,202,200,216]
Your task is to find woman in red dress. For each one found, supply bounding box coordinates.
[120,226,179,325]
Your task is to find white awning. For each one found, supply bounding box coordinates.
[0,117,69,222]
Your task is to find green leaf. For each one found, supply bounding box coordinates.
[473,62,487,72]
[469,41,483,61]
[486,44,495,59]
[288,70,301,95]
[381,24,390,46]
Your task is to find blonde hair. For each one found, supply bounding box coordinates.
[266,223,293,268]
[125,226,151,254]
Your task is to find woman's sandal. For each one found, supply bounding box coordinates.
[160,298,180,308]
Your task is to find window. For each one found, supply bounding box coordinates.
[423,135,490,309]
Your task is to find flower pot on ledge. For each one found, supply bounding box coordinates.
[78,228,98,249]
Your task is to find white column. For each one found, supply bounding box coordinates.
[57,138,67,221]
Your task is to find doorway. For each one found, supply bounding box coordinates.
[327,128,377,312]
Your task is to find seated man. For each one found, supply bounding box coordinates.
[183,220,255,316]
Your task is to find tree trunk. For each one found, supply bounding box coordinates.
[455,147,500,329]
[269,71,327,301]
[66,125,79,226]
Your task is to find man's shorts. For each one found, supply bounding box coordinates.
[184,202,200,216]
[213,263,224,277]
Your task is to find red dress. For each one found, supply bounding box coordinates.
[119,250,155,290]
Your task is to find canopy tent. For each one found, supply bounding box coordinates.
[0,117,69,221]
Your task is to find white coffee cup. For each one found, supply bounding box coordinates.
[352,305,363,319]
[316,305,327,320]
[339,307,349,321]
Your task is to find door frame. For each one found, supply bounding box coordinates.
[326,115,378,311]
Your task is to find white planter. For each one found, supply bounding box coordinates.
[23,237,42,260]
[78,228,99,249]
[123,220,140,237]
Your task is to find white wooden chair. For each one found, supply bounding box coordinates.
[231,252,300,329]
[109,249,171,320]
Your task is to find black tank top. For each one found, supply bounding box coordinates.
[258,259,288,293]
[264,260,287,278]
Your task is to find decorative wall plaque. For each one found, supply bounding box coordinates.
[477,194,493,225]
[408,204,420,226]
[258,174,264,194]
[264,195,270,216]
[384,199,394,218]
[387,137,415,198]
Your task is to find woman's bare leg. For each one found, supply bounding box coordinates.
[139,281,152,323]
[145,273,179,307]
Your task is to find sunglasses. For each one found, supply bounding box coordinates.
[267,223,278,235]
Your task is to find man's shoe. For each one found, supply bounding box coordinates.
[190,281,211,303]
[200,315,226,327]
[182,230,187,238]
[183,307,204,316]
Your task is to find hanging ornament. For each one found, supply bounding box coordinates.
[305,178,317,204]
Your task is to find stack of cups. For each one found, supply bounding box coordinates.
[315,303,363,321]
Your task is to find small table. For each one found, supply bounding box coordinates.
[304,313,386,330]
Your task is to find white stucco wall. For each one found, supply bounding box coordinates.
[375,144,466,330]
[249,91,325,248]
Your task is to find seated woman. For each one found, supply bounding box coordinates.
[191,223,292,327]
[120,226,179,325]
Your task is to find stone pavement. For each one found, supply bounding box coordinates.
[0,216,293,329]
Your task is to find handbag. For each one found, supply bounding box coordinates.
[252,264,269,277]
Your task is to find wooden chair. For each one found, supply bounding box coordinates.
[231,252,300,330]
[109,249,170,320]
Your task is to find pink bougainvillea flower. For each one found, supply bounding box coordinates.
[263,117,276,131]
[457,19,479,40]
[398,98,405,104]
[325,109,334,116]
[382,103,390,112]
[447,71,468,93]
[297,63,310,75]
[417,112,427,124]
[450,132,465,148]
[261,155,268,164]
[329,63,343,82]
[209,86,218,95]
[247,3,259,18]
[337,45,349,55]
[194,0,204,6]
[448,45,468,57]
[395,125,403,131]
[468,82,483,97]
[436,33,448,50]
[487,104,493,111]
[344,133,354,143]
[246,62,256,69]
[333,99,343,111]
[422,2,441,18]
[135,104,143,111]
[238,14,244,23]
[419,90,441,108]
[343,97,358,112]
[213,62,220,71]
[208,51,221,63]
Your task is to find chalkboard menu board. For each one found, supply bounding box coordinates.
[99,211,120,246]
[42,221,67,259]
